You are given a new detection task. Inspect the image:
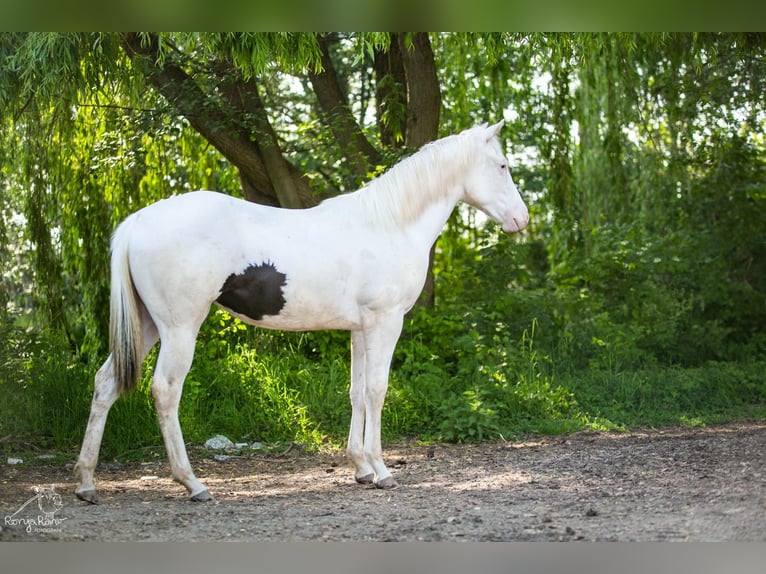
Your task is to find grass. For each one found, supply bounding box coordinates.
[564,362,766,429]
[1,311,765,463]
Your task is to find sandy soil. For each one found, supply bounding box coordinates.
[1,422,764,542]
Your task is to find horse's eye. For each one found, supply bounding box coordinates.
[500,163,507,171]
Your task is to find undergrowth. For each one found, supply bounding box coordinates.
[2,303,764,461]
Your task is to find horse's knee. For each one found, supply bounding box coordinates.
[365,383,388,413]
[349,388,364,408]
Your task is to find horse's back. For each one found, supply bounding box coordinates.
[128,190,259,236]
[118,190,427,332]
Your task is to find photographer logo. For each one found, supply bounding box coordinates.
[4,486,68,534]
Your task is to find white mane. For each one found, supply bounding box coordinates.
[353,126,486,228]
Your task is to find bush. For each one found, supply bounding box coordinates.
[0,319,93,451]
[565,361,766,428]
[2,232,764,460]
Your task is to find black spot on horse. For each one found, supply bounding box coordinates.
[216,262,287,321]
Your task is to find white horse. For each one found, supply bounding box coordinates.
[74,121,529,502]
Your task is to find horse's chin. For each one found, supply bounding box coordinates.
[502,218,527,233]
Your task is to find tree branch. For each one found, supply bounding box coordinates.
[119,32,280,206]
[309,34,381,183]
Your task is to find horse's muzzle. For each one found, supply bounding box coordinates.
[503,211,529,233]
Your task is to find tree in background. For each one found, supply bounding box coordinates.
[0,32,444,351]
[1,32,764,368]
[541,33,766,365]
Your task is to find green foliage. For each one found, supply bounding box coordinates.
[0,319,92,451]
[431,322,580,442]
[566,362,766,428]
[1,33,765,461]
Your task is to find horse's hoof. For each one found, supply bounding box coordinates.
[190,489,213,502]
[355,473,374,485]
[375,476,398,489]
[75,488,99,504]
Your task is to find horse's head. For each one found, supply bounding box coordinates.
[461,121,529,233]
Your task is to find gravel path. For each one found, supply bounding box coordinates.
[2,422,764,541]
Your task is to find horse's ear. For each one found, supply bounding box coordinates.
[486,120,504,141]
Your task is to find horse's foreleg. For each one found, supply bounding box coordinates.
[361,315,403,489]
[74,356,121,504]
[347,330,374,484]
[152,329,211,501]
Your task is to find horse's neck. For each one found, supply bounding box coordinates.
[359,139,468,248]
[402,184,463,249]
[402,148,467,248]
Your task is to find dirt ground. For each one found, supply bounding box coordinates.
[1,422,764,542]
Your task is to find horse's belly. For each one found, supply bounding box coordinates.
[215,270,362,332]
[208,230,422,332]
[220,300,361,332]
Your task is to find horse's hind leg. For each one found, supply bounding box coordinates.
[151,326,211,501]
[74,355,120,503]
[75,310,159,503]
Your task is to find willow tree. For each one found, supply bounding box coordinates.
[536,33,766,363]
[6,32,761,365]
[0,32,447,353]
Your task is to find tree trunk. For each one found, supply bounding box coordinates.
[374,34,407,148]
[399,33,442,308]
[234,77,315,208]
[120,32,313,208]
[399,33,441,148]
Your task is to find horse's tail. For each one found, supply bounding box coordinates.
[109,216,143,394]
